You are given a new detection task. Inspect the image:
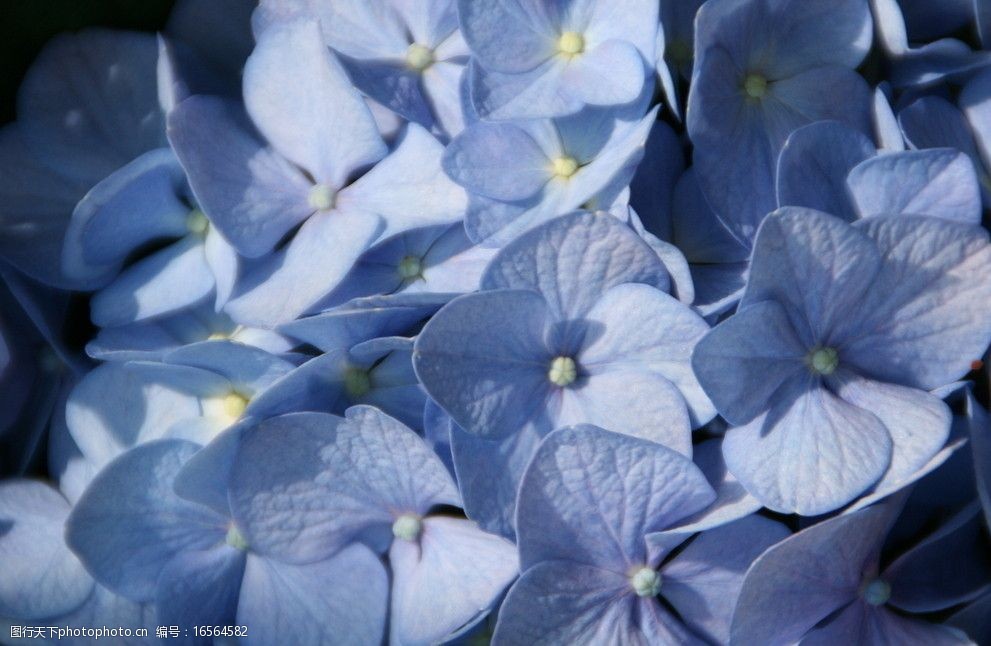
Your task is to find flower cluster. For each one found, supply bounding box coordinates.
[1,0,990,644]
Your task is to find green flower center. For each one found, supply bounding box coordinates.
[558,31,585,56]
[308,184,336,211]
[223,391,250,420]
[808,347,839,375]
[225,524,249,551]
[406,43,435,72]
[629,567,662,597]
[392,513,422,541]
[551,156,579,179]
[344,367,371,398]
[743,73,769,99]
[398,255,423,280]
[548,356,578,387]
[186,208,209,235]
[862,579,890,606]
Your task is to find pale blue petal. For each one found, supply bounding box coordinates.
[389,516,518,645]
[517,425,715,570]
[413,290,553,439]
[847,149,981,223]
[243,20,386,186]
[776,120,875,220]
[722,376,893,515]
[481,211,668,319]
[0,481,93,620]
[238,545,388,646]
[167,96,315,258]
[65,440,227,602]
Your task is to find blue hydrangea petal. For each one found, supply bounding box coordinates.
[898,96,983,164]
[722,376,893,515]
[243,20,386,186]
[203,226,238,309]
[457,0,556,74]
[776,121,875,221]
[253,0,408,58]
[662,438,762,535]
[860,610,974,646]
[17,29,164,183]
[695,0,872,79]
[338,124,466,238]
[86,304,289,362]
[496,560,703,644]
[229,408,459,563]
[442,122,551,201]
[482,211,668,320]
[0,127,93,289]
[389,516,518,645]
[580,283,714,426]
[872,85,905,151]
[450,420,543,539]
[413,289,553,439]
[66,149,187,279]
[468,59,584,121]
[556,369,693,455]
[89,236,215,328]
[843,215,991,390]
[692,300,807,425]
[884,502,991,613]
[743,208,882,344]
[660,516,789,644]
[847,431,969,514]
[343,60,436,130]
[280,293,449,354]
[167,96,315,258]
[961,69,991,177]
[847,149,981,223]
[155,544,245,630]
[163,340,295,395]
[238,545,388,646]
[730,497,902,644]
[0,481,94,620]
[830,373,951,503]
[224,210,383,328]
[65,440,228,602]
[797,602,870,646]
[517,425,715,570]
[561,40,645,107]
[172,421,247,516]
[65,361,225,469]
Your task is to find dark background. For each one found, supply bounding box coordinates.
[0,0,175,125]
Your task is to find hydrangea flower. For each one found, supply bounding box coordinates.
[415,212,714,534]
[693,209,991,514]
[224,406,518,645]
[459,0,658,119]
[0,30,165,290]
[255,0,470,138]
[62,150,240,328]
[66,438,389,645]
[169,19,465,326]
[870,0,991,89]
[65,342,295,469]
[0,480,153,644]
[688,0,874,242]
[733,494,989,644]
[495,425,788,644]
[443,105,657,244]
